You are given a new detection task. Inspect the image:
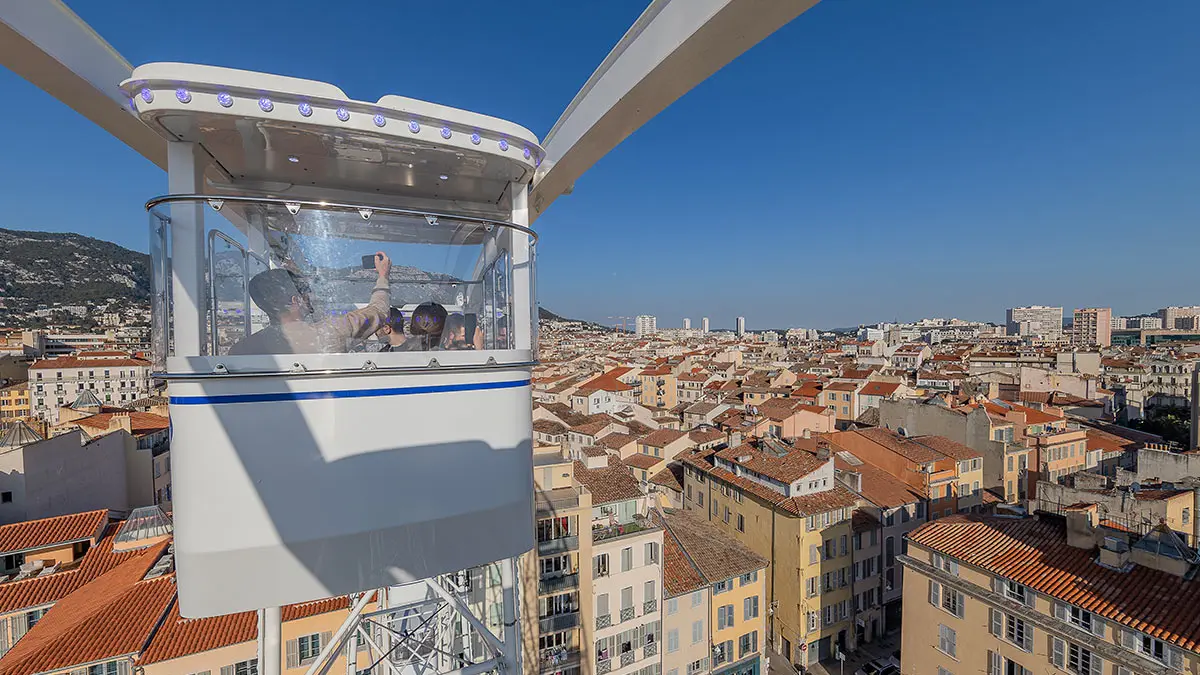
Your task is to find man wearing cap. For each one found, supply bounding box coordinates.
[230,251,392,355]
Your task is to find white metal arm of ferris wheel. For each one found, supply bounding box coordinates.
[0,0,167,169]
[529,0,822,223]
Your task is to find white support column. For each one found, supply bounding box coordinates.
[166,141,208,357]
[261,606,283,675]
[500,557,521,675]
[509,182,533,353]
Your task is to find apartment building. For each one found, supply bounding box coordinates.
[1006,306,1064,340]
[0,510,376,675]
[639,430,692,462]
[749,399,834,439]
[679,441,862,668]
[636,316,658,336]
[28,353,153,423]
[576,458,664,675]
[0,383,29,422]
[1073,308,1113,347]
[832,454,927,636]
[640,368,678,410]
[901,512,1198,675]
[656,509,768,675]
[1159,306,1200,330]
[829,429,985,518]
[529,446,595,675]
[822,382,859,422]
[677,373,710,404]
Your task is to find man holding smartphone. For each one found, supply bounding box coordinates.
[231,251,392,355]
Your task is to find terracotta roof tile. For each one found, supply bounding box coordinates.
[30,356,150,370]
[908,516,1200,651]
[0,523,137,615]
[650,464,684,492]
[641,429,687,448]
[859,382,901,397]
[71,412,169,435]
[595,432,640,450]
[625,454,664,471]
[0,541,173,675]
[574,459,643,505]
[0,510,108,556]
[714,442,828,484]
[141,595,352,664]
[655,509,766,594]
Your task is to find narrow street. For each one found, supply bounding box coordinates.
[766,634,900,675]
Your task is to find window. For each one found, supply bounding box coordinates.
[1004,615,1032,652]
[931,553,959,576]
[595,553,610,577]
[691,591,703,608]
[937,624,956,658]
[1066,640,1101,675]
[621,547,633,572]
[806,576,818,598]
[744,596,759,620]
[86,664,120,675]
[667,597,679,615]
[645,580,656,604]
[645,542,659,564]
[938,668,953,675]
[0,492,11,504]
[738,630,758,657]
[621,586,634,611]
[885,537,895,567]
[1001,579,1033,607]
[717,604,734,629]
[228,661,258,675]
[739,571,758,586]
[26,607,48,629]
[724,506,731,524]
[1185,508,1192,525]
[807,611,818,633]
[668,629,680,653]
[692,620,704,644]
[298,633,322,662]
[929,581,964,618]
[597,593,609,618]
[714,579,731,594]
[736,513,745,532]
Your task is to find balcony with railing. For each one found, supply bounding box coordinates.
[620,651,636,668]
[619,607,636,623]
[642,599,657,614]
[644,641,657,658]
[596,614,612,630]
[598,658,612,675]
[538,535,579,555]
[539,648,581,674]
[539,611,580,634]
[593,514,657,545]
[537,487,583,515]
[539,573,580,595]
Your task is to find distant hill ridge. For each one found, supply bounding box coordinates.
[0,228,151,308]
[0,227,588,323]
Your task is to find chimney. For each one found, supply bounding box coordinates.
[816,443,831,460]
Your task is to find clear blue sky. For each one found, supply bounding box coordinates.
[1,1,1197,330]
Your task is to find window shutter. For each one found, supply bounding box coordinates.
[989,608,1002,637]
[10,613,28,642]
[116,660,130,675]
[1049,636,1065,668]
[955,593,965,619]
[0,617,8,655]
[320,631,332,653]
[992,576,1003,594]
[1116,667,1132,675]
[1022,625,1033,652]
[1088,654,1103,675]
[949,560,959,576]
[286,639,299,669]
[220,668,234,675]
[988,650,1001,675]
[1023,589,1036,608]
[929,580,941,607]
[1053,602,1067,621]
[1168,647,1184,669]
[1090,616,1104,638]
[1118,628,1137,650]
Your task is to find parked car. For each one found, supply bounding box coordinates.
[854,660,892,675]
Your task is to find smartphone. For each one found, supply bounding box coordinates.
[361,254,378,270]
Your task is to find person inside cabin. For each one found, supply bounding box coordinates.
[376,306,421,352]
[230,251,392,355]
[440,313,484,350]
[409,301,448,351]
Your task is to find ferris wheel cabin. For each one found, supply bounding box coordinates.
[122,63,539,619]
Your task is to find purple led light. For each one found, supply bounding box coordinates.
[440,127,452,140]
[217,92,233,108]
[139,88,154,103]
[498,139,509,152]
[258,97,274,112]
[175,88,191,104]
[470,132,481,145]
[523,147,531,160]
[373,114,387,127]
[298,102,313,117]
[408,120,421,133]
[535,155,542,167]
[336,107,350,122]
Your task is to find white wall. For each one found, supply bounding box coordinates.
[19,431,131,523]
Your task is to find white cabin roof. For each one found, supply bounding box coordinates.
[122,63,544,217]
